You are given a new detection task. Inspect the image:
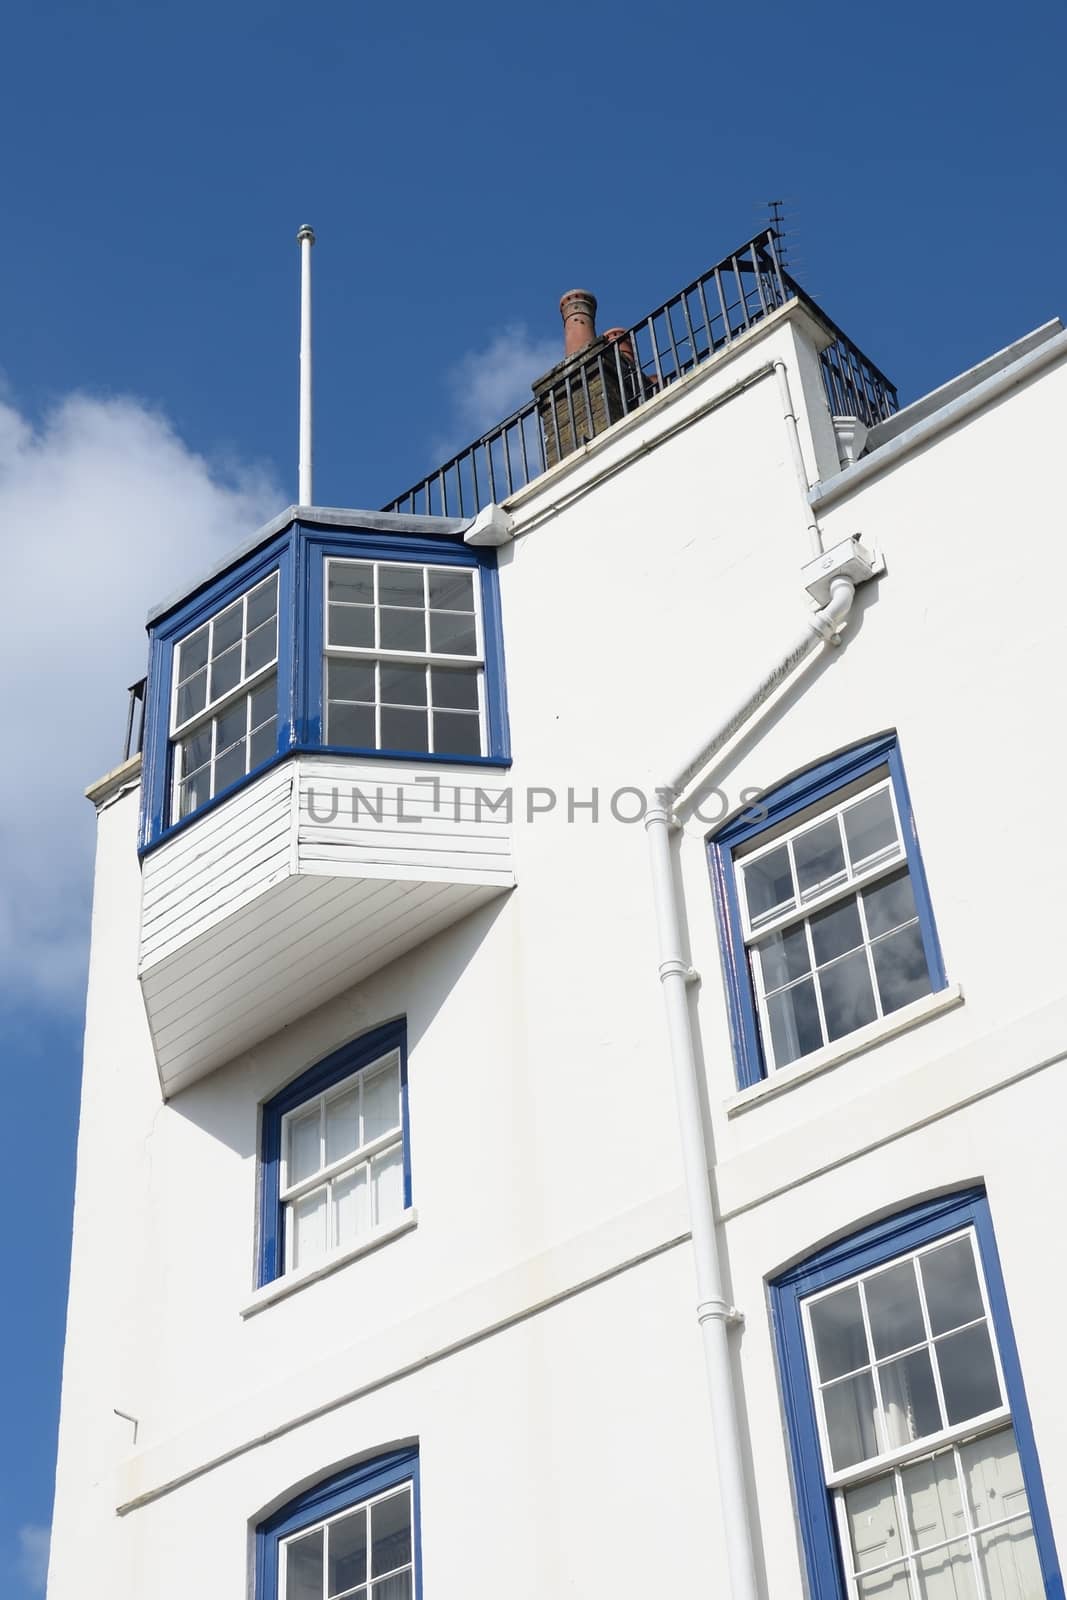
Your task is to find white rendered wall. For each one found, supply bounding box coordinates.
[49,304,1067,1595]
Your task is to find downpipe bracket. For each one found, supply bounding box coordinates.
[697,1296,745,1329]
[659,958,700,985]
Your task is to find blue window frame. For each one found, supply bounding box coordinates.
[139,517,509,852]
[708,733,947,1088]
[255,1445,421,1600]
[258,1019,412,1288]
[770,1189,1062,1600]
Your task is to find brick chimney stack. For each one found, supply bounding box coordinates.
[532,288,632,469]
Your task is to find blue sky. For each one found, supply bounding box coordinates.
[1,0,1065,1588]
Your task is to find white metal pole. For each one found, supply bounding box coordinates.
[297,224,316,506]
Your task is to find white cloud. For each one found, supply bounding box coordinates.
[0,384,281,1006]
[16,1524,50,1592]
[446,324,558,439]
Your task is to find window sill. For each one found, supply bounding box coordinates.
[725,985,964,1117]
[241,1209,418,1318]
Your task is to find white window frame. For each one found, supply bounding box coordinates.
[323,556,487,756]
[279,1049,404,1274]
[169,572,280,819]
[279,1478,415,1600]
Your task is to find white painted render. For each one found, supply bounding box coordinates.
[49,297,1067,1597]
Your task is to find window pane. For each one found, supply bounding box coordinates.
[292,1188,327,1267]
[431,666,479,710]
[178,623,209,681]
[433,711,482,757]
[378,567,425,608]
[289,1109,321,1184]
[429,610,477,656]
[285,1528,324,1600]
[810,1284,869,1381]
[178,768,211,819]
[329,659,376,703]
[819,948,878,1040]
[744,844,794,925]
[921,1239,985,1336]
[212,598,244,656]
[329,702,375,748]
[176,666,208,724]
[865,1260,926,1359]
[250,718,277,769]
[246,573,278,631]
[325,1088,360,1164]
[844,788,899,870]
[328,1507,368,1596]
[371,1145,404,1225]
[329,562,374,604]
[916,1540,977,1600]
[857,1563,912,1600]
[380,608,427,652]
[380,663,428,706]
[872,923,931,1015]
[333,1165,370,1248]
[214,735,247,795]
[216,698,249,754]
[865,871,919,939]
[245,616,277,674]
[766,976,823,1066]
[373,1573,412,1600]
[330,604,376,648]
[936,1323,1001,1424]
[210,640,243,701]
[810,896,864,965]
[903,1450,966,1550]
[823,1370,880,1471]
[960,1428,1029,1528]
[250,676,278,729]
[846,1474,906,1573]
[380,706,429,752]
[179,726,212,778]
[977,1517,1041,1600]
[428,569,474,610]
[363,1060,400,1142]
[756,923,810,992]
[879,1347,942,1447]
[371,1490,412,1578]
[794,816,847,899]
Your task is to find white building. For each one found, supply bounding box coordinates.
[48,229,1066,1600]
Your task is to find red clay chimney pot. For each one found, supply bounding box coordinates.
[559,289,598,357]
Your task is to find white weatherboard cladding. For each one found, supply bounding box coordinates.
[139,756,513,1093]
[50,305,1067,1599]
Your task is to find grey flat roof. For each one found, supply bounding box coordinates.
[146,504,474,626]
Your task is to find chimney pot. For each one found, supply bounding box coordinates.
[559,289,598,356]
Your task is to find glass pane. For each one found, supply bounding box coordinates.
[216,697,249,754]
[916,1539,978,1600]
[766,976,823,1066]
[844,788,899,870]
[823,1369,880,1471]
[329,659,376,703]
[246,573,278,630]
[328,1507,368,1596]
[864,870,919,938]
[819,948,878,1040]
[363,1060,400,1142]
[977,1517,1042,1600]
[292,1187,327,1267]
[794,816,847,899]
[371,1145,405,1225]
[744,844,794,925]
[250,675,278,729]
[330,604,375,649]
[380,706,429,752]
[178,767,211,819]
[250,718,278,769]
[179,726,212,778]
[371,1490,412,1578]
[210,640,243,701]
[857,1563,912,1600]
[810,896,864,965]
[325,1088,360,1163]
[433,711,482,757]
[285,1528,324,1600]
[329,702,376,748]
[380,663,428,706]
[333,1165,370,1247]
[212,598,244,656]
[756,923,810,992]
[872,923,932,1015]
[921,1239,985,1336]
[245,616,277,674]
[431,665,480,710]
[378,566,425,608]
[380,607,427,652]
[329,561,374,604]
[289,1109,321,1184]
[178,623,209,681]
[960,1428,1029,1527]
[879,1347,942,1447]
[373,1573,412,1600]
[846,1474,905,1572]
[865,1260,926,1359]
[936,1324,1001,1424]
[429,610,477,656]
[213,735,247,795]
[903,1450,966,1549]
[176,666,208,724]
[428,569,474,610]
[810,1284,869,1380]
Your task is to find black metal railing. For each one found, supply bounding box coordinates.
[383,230,898,518]
[124,677,146,762]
